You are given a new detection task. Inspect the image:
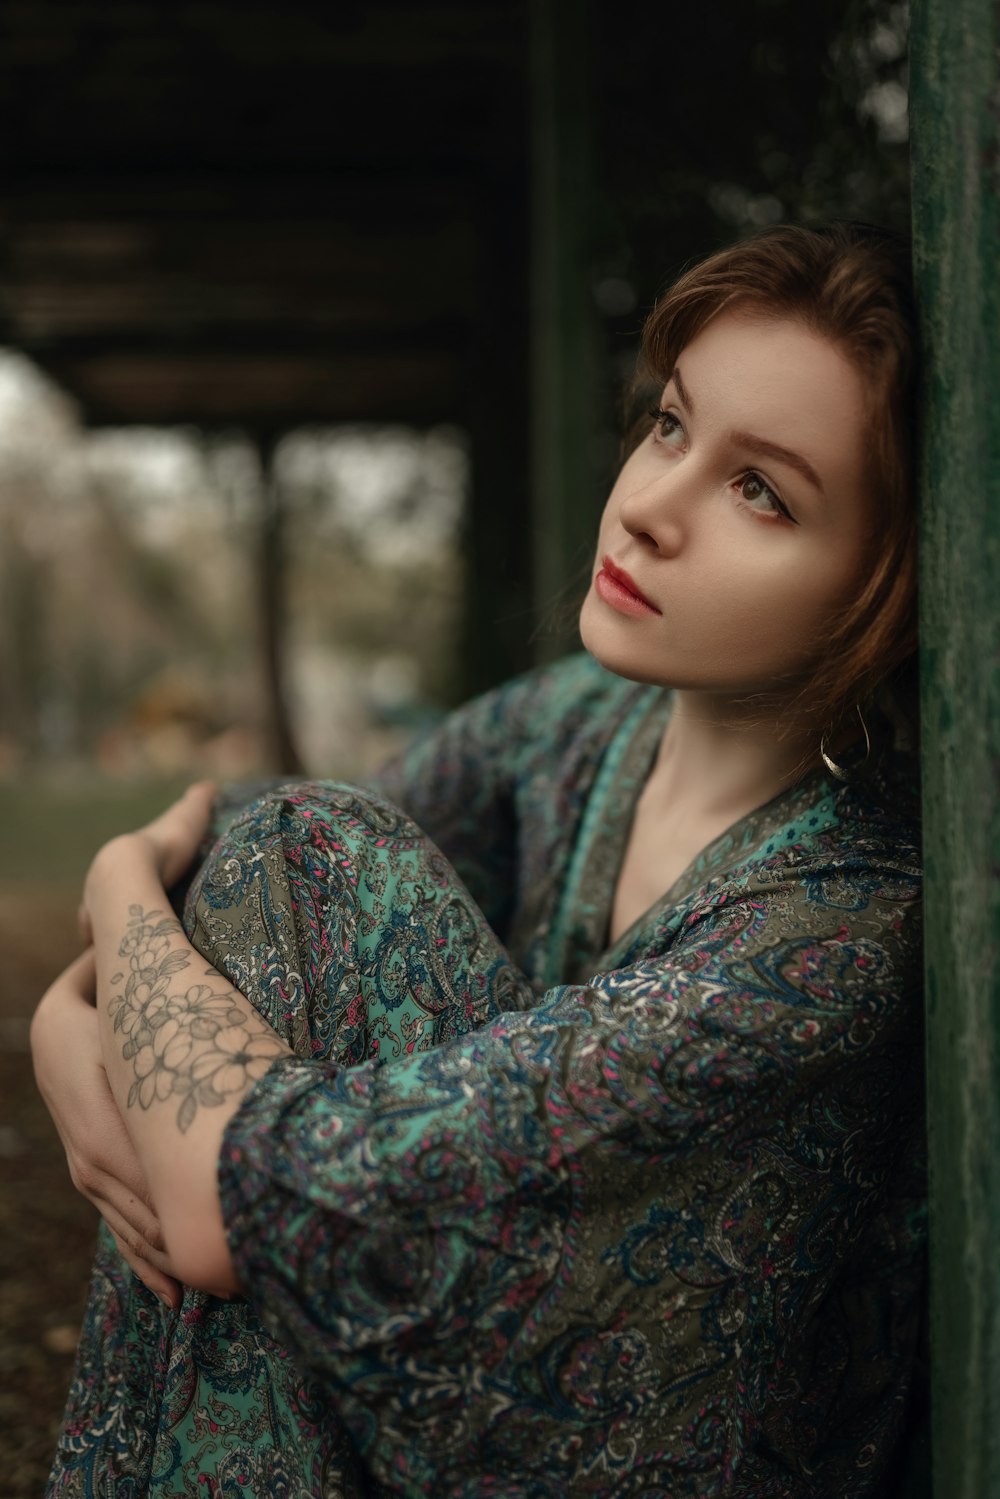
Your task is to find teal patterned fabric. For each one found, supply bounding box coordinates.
[47,655,926,1497]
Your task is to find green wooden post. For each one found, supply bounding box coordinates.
[910,0,1000,1492]
[528,0,601,658]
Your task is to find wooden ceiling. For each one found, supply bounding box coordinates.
[0,2,528,427]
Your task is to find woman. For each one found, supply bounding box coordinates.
[33,222,925,1497]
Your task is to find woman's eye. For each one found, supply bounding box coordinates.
[648,407,685,447]
[736,471,792,521]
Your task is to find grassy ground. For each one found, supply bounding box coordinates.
[0,779,188,1492]
[0,777,192,887]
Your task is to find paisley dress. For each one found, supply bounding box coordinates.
[47,653,926,1498]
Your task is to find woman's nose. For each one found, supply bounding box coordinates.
[617,469,690,556]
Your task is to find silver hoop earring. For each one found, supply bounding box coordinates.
[820,705,872,782]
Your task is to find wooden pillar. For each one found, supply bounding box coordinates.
[463,176,534,698]
[910,0,1000,1492]
[528,0,601,659]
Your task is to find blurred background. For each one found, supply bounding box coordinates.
[0,0,909,1487]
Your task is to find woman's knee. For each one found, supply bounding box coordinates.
[182,779,521,1062]
[182,782,421,1055]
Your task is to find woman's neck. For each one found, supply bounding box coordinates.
[606,689,821,945]
[646,690,819,822]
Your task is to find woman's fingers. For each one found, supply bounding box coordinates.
[90,1183,163,1263]
[69,1154,185,1303]
[66,1142,182,1278]
[109,1229,182,1310]
[79,782,217,936]
[32,957,182,1301]
[77,901,93,948]
[141,781,217,889]
[55,947,98,997]
[64,1096,177,1262]
[74,1159,167,1256]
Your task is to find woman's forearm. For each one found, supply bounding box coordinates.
[90,837,292,1294]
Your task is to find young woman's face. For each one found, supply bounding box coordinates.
[579,309,874,697]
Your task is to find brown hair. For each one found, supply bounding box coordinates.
[631,222,920,739]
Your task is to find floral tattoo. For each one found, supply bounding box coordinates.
[108,905,286,1134]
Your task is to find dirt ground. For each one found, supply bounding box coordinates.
[0,885,98,1496]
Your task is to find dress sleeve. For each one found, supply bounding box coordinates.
[217,858,923,1491]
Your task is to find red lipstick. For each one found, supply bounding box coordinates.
[595,556,661,616]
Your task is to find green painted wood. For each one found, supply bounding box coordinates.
[910,1,1000,1493]
[528,0,602,658]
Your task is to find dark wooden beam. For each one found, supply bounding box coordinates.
[33,349,468,428]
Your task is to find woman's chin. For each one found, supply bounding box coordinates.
[579,630,670,688]
[579,596,659,685]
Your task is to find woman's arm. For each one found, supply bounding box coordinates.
[31,948,183,1307]
[83,787,293,1296]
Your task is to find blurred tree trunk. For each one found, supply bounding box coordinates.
[254,434,303,775]
[4,530,45,756]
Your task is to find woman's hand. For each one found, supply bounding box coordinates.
[75,778,278,1297]
[31,950,184,1308]
[80,781,217,944]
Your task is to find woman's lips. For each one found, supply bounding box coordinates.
[595,557,661,616]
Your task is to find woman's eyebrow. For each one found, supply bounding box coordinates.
[729,431,826,496]
[669,365,694,413]
[669,364,825,497]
